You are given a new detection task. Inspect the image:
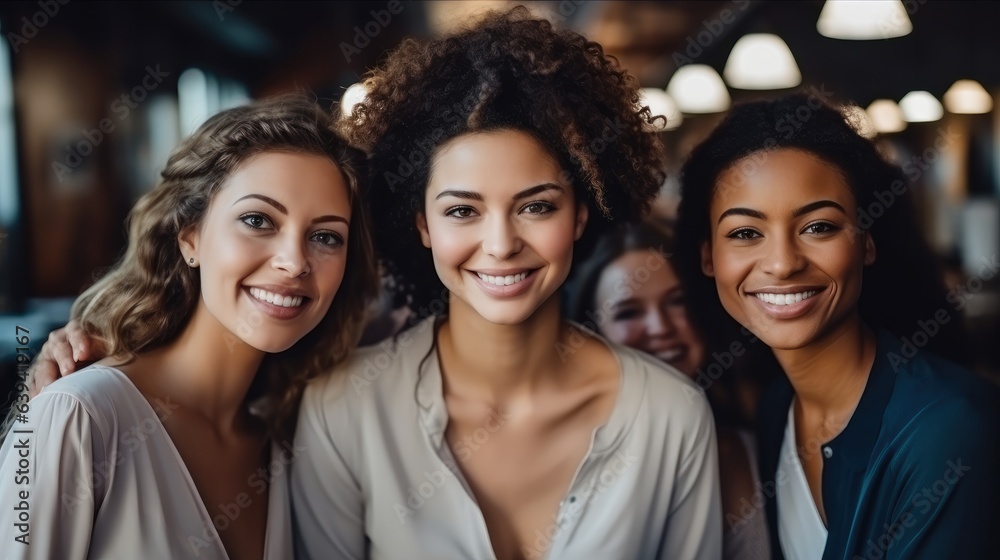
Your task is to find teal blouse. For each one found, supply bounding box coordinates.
[757,329,1000,559]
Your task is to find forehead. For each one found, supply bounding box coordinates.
[596,250,681,301]
[427,130,567,195]
[712,148,855,211]
[217,152,350,207]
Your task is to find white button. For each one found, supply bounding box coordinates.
[823,446,833,459]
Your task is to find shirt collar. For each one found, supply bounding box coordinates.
[823,329,900,468]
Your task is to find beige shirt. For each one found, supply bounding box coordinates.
[292,317,722,559]
[0,365,293,559]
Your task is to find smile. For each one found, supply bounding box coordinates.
[248,287,304,308]
[475,271,529,286]
[753,291,818,306]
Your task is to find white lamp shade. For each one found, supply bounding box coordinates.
[340,82,368,118]
[843,104,877,138]
[666,65,731,114]
[723,34,802,90]
[899,91,943,122]
[817,0,913,40]
[638,88,683,131]
[866,99,906,133]
[944,80,993,114]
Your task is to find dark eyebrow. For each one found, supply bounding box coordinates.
[513,183,564,200]
[718,200,848,224]
[435,190,483,201]
[435,183,564,202]
[792,200,846,218]
[234,194,348,225]
[233,194,287,214]
[718,208,766,223]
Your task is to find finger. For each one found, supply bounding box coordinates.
[46,329,77,375]
[66,322,92,362]
[27,359,59,398]
[65,320,108,362]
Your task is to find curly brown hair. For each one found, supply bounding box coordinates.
[341,6,666,317]
[70,94,379,441]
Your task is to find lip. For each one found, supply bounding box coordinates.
[244,284,312,298]
[648,344,688,366]
[468,268,538,298]
[243,287,310,320]
[746,286,826,320]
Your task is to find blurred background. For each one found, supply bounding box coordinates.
[2,0,999,383]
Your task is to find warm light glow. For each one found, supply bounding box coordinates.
[866,99,906,133]
[842,104,877,138]
[340,83,368,118]
[638,88,683,131]
[666,65,731,114]
[723,34,801,90]
[900,91,944,122]
[817,0,912,40]
[944,80,993,114]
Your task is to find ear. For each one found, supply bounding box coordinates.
[178,224,200,263]
[416,212,431,249]
[863,232,876,266]
[700,240,715,277]
[574,203,589,241]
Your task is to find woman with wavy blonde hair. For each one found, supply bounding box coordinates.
[0,94,378,560]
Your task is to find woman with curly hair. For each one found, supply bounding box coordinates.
[568,219,771,559]
[1,95,378,559]
[674,94,1000,558]
[290,7,720,560]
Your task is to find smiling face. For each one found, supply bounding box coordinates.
[593,250,706,376]
[701,148,876,350]
[417,129,587,325]
[179,151,352,353]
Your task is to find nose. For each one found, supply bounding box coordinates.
[760,233,806,279]
[481,216,522,260]
[644,307,676,338]
[272,234,311,278]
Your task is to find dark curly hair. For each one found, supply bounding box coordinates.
[675,93,970,367]
[341,6,666,318]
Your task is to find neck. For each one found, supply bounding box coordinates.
[438,294,567,404]
[135,300,265,433]
[773,315,876,417]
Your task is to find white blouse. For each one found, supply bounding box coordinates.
[291,316,722,560]
[0,365,292,559]
[777,402,828,560]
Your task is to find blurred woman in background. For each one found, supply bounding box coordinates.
[570,219,770,559]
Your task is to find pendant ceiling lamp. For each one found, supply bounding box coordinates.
[666,65,731,114]
[639,88,683,131]
[943,80,993,114]
[723,33,802,90]
[817,0,913,40]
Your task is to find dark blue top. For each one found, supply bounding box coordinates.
[757,330,1000,559]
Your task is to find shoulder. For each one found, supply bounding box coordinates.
[614,341,712,415]
[34,365,143,422]
[300,316,437,419]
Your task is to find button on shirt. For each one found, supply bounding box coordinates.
[758,330,1000,559]
[291,316,723,559]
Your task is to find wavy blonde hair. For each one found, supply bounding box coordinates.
[71,94,379,441]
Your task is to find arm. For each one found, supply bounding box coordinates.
[886,398,1000,559]
[0,392,100,559]
[660,397,723,560]
[290,377,367,560]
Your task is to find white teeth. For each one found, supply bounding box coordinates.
[754,291,818,306]
[249,287,304,308]
[476,271,528,286]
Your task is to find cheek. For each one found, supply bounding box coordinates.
[602,321,638,346]
[428,225,475,266]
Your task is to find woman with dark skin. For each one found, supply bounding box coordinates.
[674,94,1000,559]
